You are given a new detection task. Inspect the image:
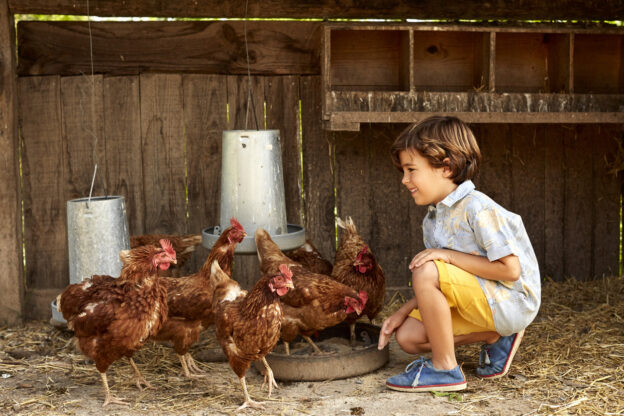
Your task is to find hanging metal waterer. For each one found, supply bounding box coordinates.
[202,130,305,253]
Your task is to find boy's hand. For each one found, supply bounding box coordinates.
[377,312,406,350]
[409,248,453,271]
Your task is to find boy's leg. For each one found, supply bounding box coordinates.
[412,260,456,370]
[396,316,499,353]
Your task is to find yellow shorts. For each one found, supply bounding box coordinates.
[408,260,496,336]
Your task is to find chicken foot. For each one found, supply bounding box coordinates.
[178,354,206,379]
[129,358,153,390]
[237,376,265,410]
[349,322,356,346]
[100,372,128,407]
[302,335,324,354]
[260,357,278,397]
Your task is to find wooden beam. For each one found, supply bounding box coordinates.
[8,0,624,20]
[328,111,624,130]
[17,21,321,76]
[0,0,23,325]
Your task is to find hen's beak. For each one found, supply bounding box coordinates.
[285,280,295,289]
[171,258,177,265]
[354,303,364,315]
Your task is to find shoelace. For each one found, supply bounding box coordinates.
[479,344,491,367]
[404,357,427,387]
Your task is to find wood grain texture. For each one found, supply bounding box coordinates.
[563,126,594,280]
[476,124,512,210]
[103,76,144,236]
[367,124,412,288]
[17,21,321,76]
[590,125,621,278]
[183,74,228,274]
[511,125,546,277]
[18,76,66,289]
[9,0,624,20]
[0,2,23,324]
[140,73,187,235]
[300,76,337,264]
[544,125,566,281]
[60,75,107,199]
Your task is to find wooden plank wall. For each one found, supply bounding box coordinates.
[16,74,623,319]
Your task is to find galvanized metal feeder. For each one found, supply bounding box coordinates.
[203,130,305,253]
[51,196,131,325]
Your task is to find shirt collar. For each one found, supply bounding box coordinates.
[436,180,475,208]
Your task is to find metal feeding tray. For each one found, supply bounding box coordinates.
[202,224,305,254]
[255,322,389,381]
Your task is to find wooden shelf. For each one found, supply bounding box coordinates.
[574,34,624,94]
[322,24,624,130]
[413,30,490,92]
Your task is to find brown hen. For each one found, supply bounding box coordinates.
[150,218,246,378]
[212,261,294,410]
[57,240,176,407]
[284,239,333,275]
[130,233,202,276]
[332,216,386,344]
[254,228,367,355]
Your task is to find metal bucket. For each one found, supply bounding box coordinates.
[66,196,130,284]
[220,129,288,236]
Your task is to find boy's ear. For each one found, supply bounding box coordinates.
[442,157,453,177]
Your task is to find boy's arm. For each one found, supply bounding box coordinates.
[409,249,521,282]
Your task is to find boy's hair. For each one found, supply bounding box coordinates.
[390,116,481,184]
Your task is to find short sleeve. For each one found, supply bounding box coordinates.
[472,207,520,261]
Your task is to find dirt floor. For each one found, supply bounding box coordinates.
[1,277,623,415]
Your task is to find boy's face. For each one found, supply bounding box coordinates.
[398,150,457,206]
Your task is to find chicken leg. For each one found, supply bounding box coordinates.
[100,372,128,407]
[349,322,356,346]
[178,354,206,379]
[129,358,153,390]
[184,353,205,375]
[302,335,324,354]
[260,357,278,397]
[237,376,265,410]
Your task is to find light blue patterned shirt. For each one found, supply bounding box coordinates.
[423,180,541,336]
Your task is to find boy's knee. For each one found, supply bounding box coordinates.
[411,261,439,290]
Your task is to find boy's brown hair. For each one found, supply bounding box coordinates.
[390,116,481,184]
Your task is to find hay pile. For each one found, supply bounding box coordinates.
[0,276,622,415]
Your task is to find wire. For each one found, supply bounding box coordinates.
[243,0,259,130]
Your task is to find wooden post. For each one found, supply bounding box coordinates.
[0,0,23,324]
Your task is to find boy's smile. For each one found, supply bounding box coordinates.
[398,150,458,206]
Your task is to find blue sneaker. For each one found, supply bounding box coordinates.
[476,329,525,379]
[386,357,467,392]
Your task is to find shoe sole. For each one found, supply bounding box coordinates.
[386,381,467,392]
[477,329,525,379]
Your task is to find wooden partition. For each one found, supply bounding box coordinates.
[7,20,624,321]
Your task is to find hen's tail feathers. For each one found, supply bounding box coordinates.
[183,234,203,246]
[336,216,357,233]
[181,234,203,254]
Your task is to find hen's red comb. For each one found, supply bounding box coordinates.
[356,245,369,260]
[230,217,244,232]
[278,263,293,279]
[159,239,176,258]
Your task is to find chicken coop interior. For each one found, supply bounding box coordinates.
[0,1,623,326]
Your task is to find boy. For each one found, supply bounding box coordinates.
[378,116,540,391]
